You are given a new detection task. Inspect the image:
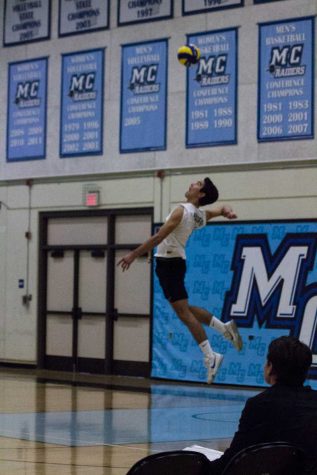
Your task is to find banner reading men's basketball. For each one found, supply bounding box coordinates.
[186,29,238,147]
[120,39,168,153]
[7,58,48,162]
[152,220,317,387]
[60,49,104,157]
[258,17,314,142]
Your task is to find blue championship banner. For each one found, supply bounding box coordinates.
[183,0,243,15]
[120,39,168,153]
[258,17,314,142]
[58,0,109,37]
[4,0,51,46]
[7,58,48,162]
[60,49,104,157]
[152,220,317,388]
[186,29,237,148]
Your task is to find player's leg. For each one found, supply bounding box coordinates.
[155,257,223,383]
[155,259,205,343]
[189,305,243,351]
[171,299,223,384]
[171,300,208,344]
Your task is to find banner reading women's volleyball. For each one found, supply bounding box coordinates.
[7,58,48,161]
[186,29,238,148]
[60,49,104,157]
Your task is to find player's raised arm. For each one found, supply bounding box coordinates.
[117,206,184,271]
[205,205,237,221]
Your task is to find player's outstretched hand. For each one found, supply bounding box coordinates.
[117,252,135,271]
[222,206,237,220]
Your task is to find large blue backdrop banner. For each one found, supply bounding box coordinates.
[152,220,317,388]
[120,39,168,153]
[186,29,238,148]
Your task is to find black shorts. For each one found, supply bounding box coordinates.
[155,257,188,303]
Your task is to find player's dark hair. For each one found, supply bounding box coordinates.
[199,178,219,206]
[267,336,312,386]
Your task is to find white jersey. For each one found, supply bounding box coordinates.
[155,203,206,259]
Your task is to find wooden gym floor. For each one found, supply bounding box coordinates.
[0,367,260,474]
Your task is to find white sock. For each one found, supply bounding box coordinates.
[209,315,226,334]
[199,340,214,359]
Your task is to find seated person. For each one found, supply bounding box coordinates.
[209,336,317,474]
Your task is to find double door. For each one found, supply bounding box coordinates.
[38,210,152,376]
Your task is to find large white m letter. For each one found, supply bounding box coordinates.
[231,246,309,318]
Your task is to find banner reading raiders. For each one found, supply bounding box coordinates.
[4,0,50,46]
[186,29,238,148]
[120,39,168,153]
[258,17,314,142]
[7,58,48,161]
[60,49,104,157]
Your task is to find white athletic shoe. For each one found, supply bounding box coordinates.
[223,320,243,351]
[205,352,224,384]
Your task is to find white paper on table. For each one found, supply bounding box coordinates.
[183,444,223,461]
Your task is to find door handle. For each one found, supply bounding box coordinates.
[112,308,118,321]
[72,307,82,320]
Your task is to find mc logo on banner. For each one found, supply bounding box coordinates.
[223,234,317,362]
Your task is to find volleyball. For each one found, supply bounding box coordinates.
[177,44,201,67]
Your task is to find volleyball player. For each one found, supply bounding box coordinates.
[118,178,242,383]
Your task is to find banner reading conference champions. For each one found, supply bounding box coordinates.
[120,39,168,153]
[186,29,238,147]
[258,17,314,142]
[7,58,48,161]
[60,48,104,157]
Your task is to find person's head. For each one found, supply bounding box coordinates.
[186,178,219,206]
[264,336,312,386]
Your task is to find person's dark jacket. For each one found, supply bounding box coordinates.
[210,383,317,474]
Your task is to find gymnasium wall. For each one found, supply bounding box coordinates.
[1,165,316,364]
[0,0,316,364]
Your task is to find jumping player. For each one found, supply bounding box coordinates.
[118,178,242,383]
